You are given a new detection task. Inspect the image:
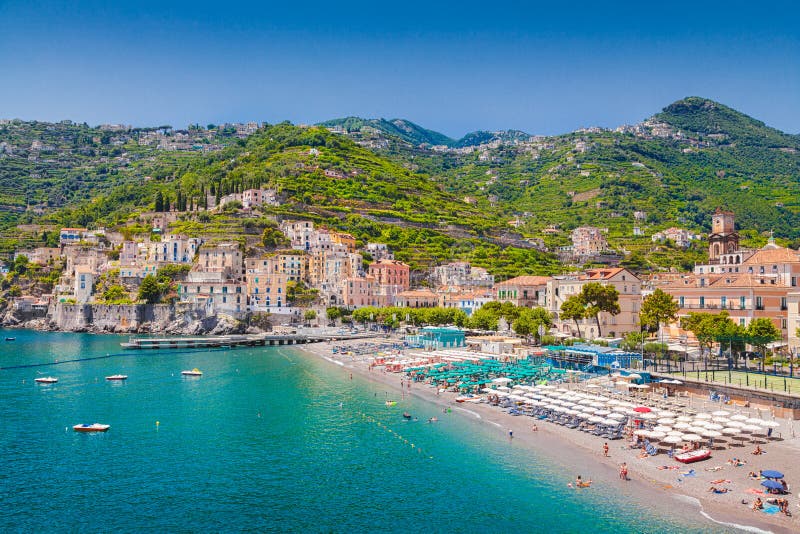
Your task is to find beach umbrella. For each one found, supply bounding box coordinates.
[653,425,673,433]
[608,412,625,420]
[687,426,708,434]
[761,470,784,479]
[657,418,676,425]
[633,429,651,437]
[681,433,703,441]
[589,416,604,423]
[601,418,621,426]
[581,407,597,414]
[627,373,642,380]
[663,435,683,444]
[673,422,690,429]
[590,402,607,408]
[677,415,694,422]
[586,384,602,389]
[693,413,711,420]
[712,410,730,417]
[712,416,730,424]
[657,411,677,418]
[595,409,611,416]
[704,423,724,431]
[638,412,657,420]
[729,414,749,421]
[761,421,780,428]
[761,480,784,490]
[702,430,722,438]
[726,421,746,428]
[633,406,652,413]
[745,418,765,425]
[648,431,666,439]
[721,427,741,435]
[691,420,711,427]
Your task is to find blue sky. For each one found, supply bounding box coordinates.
[0,0,797,136]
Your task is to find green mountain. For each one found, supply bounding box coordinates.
[317,117,531,148]
[2,97,798,275]
[317,117,455,146]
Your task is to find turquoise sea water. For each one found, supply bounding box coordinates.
[0,330,722,532]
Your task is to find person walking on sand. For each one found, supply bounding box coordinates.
[603,442,609,457]
[620,462,628,480]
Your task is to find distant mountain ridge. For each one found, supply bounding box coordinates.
[317,117,531,148]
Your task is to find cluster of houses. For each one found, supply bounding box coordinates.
[8,209,800,353]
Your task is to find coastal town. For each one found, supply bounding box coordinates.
[4,203,799,363]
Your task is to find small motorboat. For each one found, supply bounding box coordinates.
[105,374,128,381]
[402,412,412,419]
[385,400,397,407]
[674,449,712,463]
[5,337,15,341]
[455,395,482,403]
[35,377,58,384]
[73,423,110,432]
[181,368,203,376]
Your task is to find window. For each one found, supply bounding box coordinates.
[756,296,763,310]
[782,318,787,329]
[740,296,746,309]
[781,297,787,310]
[679,296,685,307]
[720,296,727,308]
[739,318,745,326]
[699,296,705,309]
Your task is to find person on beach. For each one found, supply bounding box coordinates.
[619,463,628,480]
[531,424,538,432]
[603,442,609,457]
[509,430,513,440]
[751,445,763,455]
[708,486,729,494]
[752,497,763,511]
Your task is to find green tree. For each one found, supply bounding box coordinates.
[641,288,680,364]
[512,307,553,340]
[579,282,620,338]
[13,255,29,275]
[560,295,586,338]
[746,317,781,358]
[102,284,128,303]
[326,306,342,323]
[137,274,162,303]
[304,310,317,322]
[154,191,164,212]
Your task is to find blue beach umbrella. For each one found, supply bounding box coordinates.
[761,480,783,490]
[761,470,784,479]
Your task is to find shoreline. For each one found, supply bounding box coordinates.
[298,339,798,534]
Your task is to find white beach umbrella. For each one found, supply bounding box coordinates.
[601,418,621,426]
[581,407,597,415]
[687,426,709,434]
[657,418,676,425]
[615,381,631,388]
[681,433,703,441]
[667,431,683,437]
[657,410,677,418]
[589,416,604,423]
[726,421,746,428]
[595,409,611,416]
[673,422,690,430]
[633,429,650,437]
[712,410,730,417]
[721,427,741,435]
[638,412,658,420]
[690,420,711,427]
[606,399,620,405]
[663,435,683,444]
[704,423,724,431]
[653,425,673,433]
[694,413,712,420]
[677,415,695,422]
[702,430,723,438]
[745,418,765,425]
[590,402,607,408]
[586,384,602,389]
[712,416,730,424]
[761,420,780,428]
[729,414,749,421]
[608,412,625,420]
[649,431,666,439]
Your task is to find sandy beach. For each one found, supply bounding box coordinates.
[299,338,800,534]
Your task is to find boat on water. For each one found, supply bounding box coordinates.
[5,337,15,341]
[385,400,397,406]
[674,449,712,463]
[34,377,58,384]
[181,368,203,376]
[455,395,482,403]
[402,412,412,419]
[105,374,128,381]
[73,423,110,433]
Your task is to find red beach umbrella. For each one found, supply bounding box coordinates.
[633,406,652,413]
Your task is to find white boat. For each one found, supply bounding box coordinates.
[105,374,128,381]
[35,377,58,384]
[181,368,203,376]
[73,423,110,432]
